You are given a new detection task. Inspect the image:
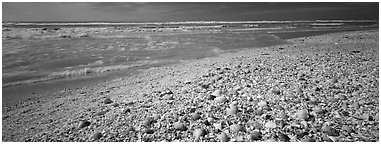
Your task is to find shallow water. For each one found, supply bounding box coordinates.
[2,31,287,87]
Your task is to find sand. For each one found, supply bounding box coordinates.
[2,30,379,142]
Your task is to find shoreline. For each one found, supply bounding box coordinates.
[2,30,379,142]
[2,29,374,105]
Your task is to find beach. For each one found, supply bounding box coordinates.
[2,30,378,142]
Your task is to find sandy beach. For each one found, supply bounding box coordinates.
[2,30,379,142]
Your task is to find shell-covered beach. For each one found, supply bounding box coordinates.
[2,30,378,142]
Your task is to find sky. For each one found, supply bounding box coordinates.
[2,2,379,22]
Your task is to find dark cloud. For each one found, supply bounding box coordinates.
[2,2,378,22]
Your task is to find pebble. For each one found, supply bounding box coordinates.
[174,122,187,131]
[215,96,228,103]
[90,131,102,140]
[190,113,201,121]
[211,90,222,97]
[218,132,229,142]
[104,98,113,104]
[193,128,207,138]
[258,101,267,107]
[297,109,309,120]
[265,121,276,129]
[78,120,91,129]
[249,131,262,141]
[230,124,244,133]
[227,106,238,115]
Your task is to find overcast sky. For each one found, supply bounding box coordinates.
[2,2,379,22]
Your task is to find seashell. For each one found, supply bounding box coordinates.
[230,124,244,133]
[213,122,223,130]
[278,133,290,142]
[143,128,154,134]
[301,137,315,142]
[215,96,228,103]
[258,101,267,107]
[329,78,338,84]
[265,121,276,129]
[295,87,303,94]
[313,106,324,114]
[78,120,91,129]
[90,131,102,140]
[249,131,262,141]
[104,98,113,104]
[111,103,119,107]
[174,122,187,131]
[310,97,318,103]
[207,95,216,100]
[207,117,217,123]
[271,88,281,95]
[322,125,339,136]
[193,128,207,138]
[297,109,309,120]
[218,132,230,142]
[352,102,360,109]
[190,113,201,121]
[227,106,238,115]
[126,126,134,132]
[255,109,263,116]
[211,90,222,97]
[153,114,161,121]
[342,125,353,133]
